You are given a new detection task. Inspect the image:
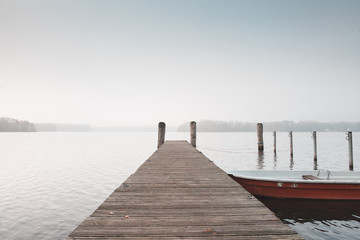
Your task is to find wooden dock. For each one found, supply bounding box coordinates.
[67,141,302,239]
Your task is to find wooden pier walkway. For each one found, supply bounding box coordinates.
[67,141,302,239]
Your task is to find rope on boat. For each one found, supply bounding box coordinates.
[198,145,289,154]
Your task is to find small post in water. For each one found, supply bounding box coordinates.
[289,131,293,157]
[157,122,166,148]
[257,123,264,152]
[312,131,317,161]
[347,131,354,171]
[273,131,277,153]
[190,121,197,148]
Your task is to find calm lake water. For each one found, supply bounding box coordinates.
[0,132,359,239]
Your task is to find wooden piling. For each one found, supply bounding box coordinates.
[289,131,293,157]
[190,121,196,148]
[273,131,277,153]
[312,131,317,161]
[157,122,166,148]
[347,131,354,171]
[257,123,264,151]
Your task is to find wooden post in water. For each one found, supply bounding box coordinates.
[190,121,196,148]
[257,123,264,152]
[157,122,166,148]
[347,131,354,171]
[289,131,293,157]
[312,131,317,161]
[273,131,277,153]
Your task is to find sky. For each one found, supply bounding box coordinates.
[1,0,360,127]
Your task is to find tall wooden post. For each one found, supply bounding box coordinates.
[273,131,277,153]
[157,122,166,148]
[312,131,317,161]
[257,123,264,152]
[347,131,354,171]
[289,131,293,157]
[190,121,196,148]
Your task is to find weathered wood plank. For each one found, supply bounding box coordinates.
[67,141,302,239]
[78,215,281,228]
[70,224,297,237]
[110,188,249,195]
[67,236,303,240]
[91,207,273,217]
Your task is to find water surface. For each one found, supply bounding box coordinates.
[0,132,359,239]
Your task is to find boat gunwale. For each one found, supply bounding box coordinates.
[228,170,360,184]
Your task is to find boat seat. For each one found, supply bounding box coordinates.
[302,175,322,180]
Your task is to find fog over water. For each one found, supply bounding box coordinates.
[1,0,360,127]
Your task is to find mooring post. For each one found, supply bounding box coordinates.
[190,121,197,148]
[289,131,293,157]
[157,122,166,148]
[347,131,354,171]
[273,131,277,153]
[312,131,317,161]
[257,123,264,152]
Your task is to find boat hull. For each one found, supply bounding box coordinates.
[229,172,360,200]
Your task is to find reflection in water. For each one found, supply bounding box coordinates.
[260,198,360,240]
[257,151,264,169]
[273,153,277,170]
[313,159,318,170]
[289,155,294,170]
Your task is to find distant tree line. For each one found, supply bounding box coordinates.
[0,117,93,132]
[177,120,360,132]
[35,123,92,132]
[0,117,36,132]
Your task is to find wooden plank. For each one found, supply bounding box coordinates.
[67,236,303,240]
[77,215,281,228]
[69,225,298,237]
[302,175,321,180]
[67,141,302,239]
[92,207,273,217]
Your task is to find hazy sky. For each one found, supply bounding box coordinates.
[1,0,359,126]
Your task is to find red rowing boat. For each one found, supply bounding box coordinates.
[228,170,360,200]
